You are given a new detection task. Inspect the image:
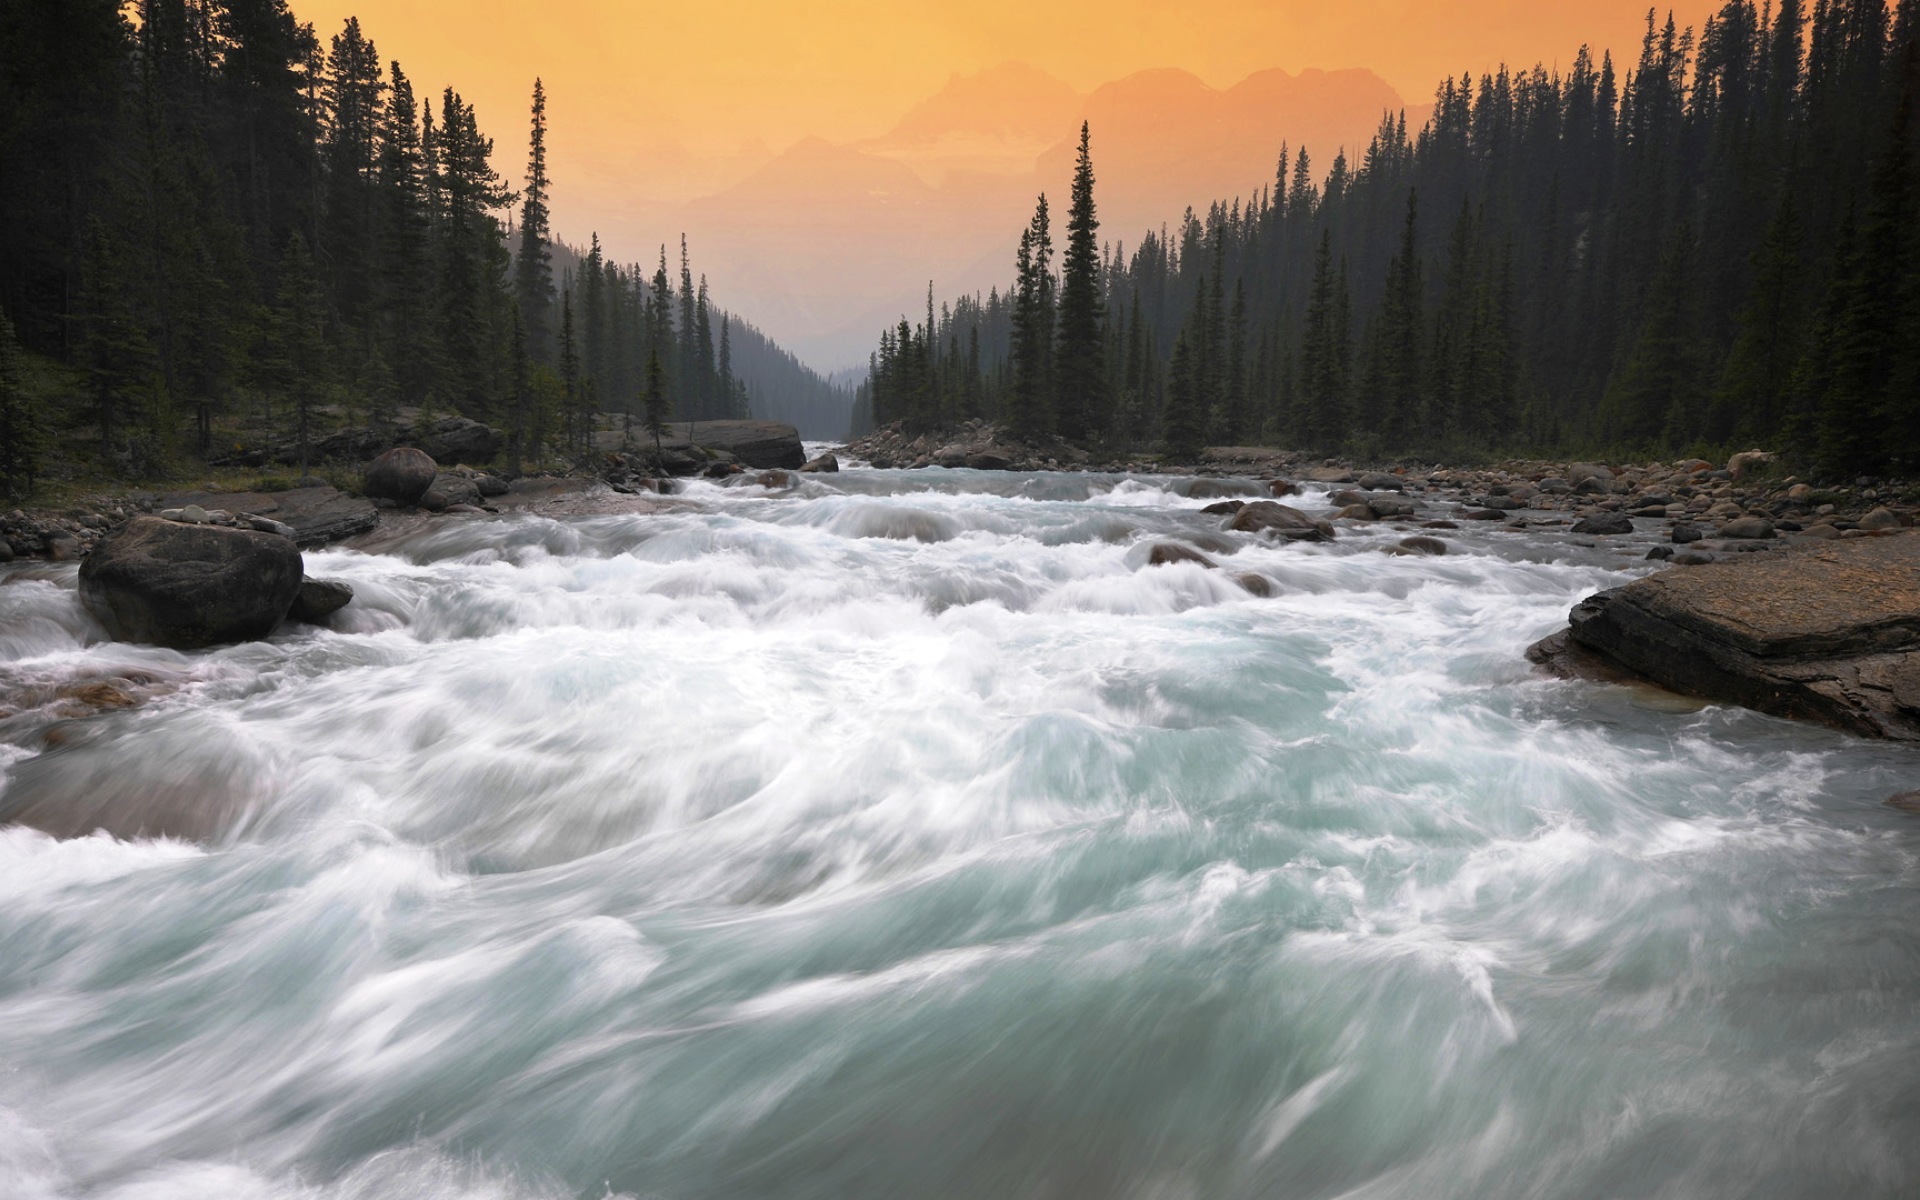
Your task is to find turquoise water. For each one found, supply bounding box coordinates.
[3,466,1918,1199]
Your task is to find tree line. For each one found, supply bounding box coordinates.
[0,0,846,498]
[856,2,1920,479]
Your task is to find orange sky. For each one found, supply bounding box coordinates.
[290,0,1716,366]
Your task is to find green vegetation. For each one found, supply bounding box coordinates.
[858,2,1920,480]
[0,1,848,499]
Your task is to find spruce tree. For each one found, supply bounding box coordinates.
[515,78,554,363]
[1161,328,1204,459]
[0,309,46,499]
[1055,123,1106,441]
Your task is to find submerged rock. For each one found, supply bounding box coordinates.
[79,516,303,649]
[289,578,354,624]
[1145,542,1217,568]
[1531,533,1920,740]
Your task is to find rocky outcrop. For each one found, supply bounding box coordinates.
[363,448,438,505]
[79,516,304,649]
[1530,533,1920,740]
[1230,501,1337,542]
[156,486,378,547]
[414,416,502,465]
[666,421,805,469]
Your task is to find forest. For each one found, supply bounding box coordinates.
[856,1,1920,478]
[0,0,847,500]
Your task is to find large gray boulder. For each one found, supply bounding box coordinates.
[364,448,438,505]
[1530,533,1920,740]
[666,421,805,469]
[80,517,304,649]
[1230,500,1337,542]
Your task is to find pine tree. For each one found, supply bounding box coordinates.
[78,217,159,464]
[0,309,47,499]
[642,344,670,454]
[1006,196,1055,439]
[515,78,554,362]
[559,286,585,450]
[1300,231,1348,450]
[1161,327,1205,459]
[1055,122,1106,441]
[268,231,327,474]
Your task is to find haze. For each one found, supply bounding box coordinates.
[291,0,1715,369]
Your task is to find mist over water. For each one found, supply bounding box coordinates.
[3,461,1918,1200]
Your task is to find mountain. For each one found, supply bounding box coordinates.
[678,61,1415,370]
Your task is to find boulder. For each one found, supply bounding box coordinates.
[419,473,483,512]
[1201,500,1247,516]
[1672,523,1706,544]
[964,451,1013,471]
[1265,479,1300,497]
[1236,573,1275,597]
[1567,462,1614,486]
[1389,535,1448,556]
[289,578,353,623]
[414,416,502,465]
[1727,449,1775,479]
[1356,471,1404,492]
[1860,507,1902,531]
[79,516,303,649]
[1230,501,1337,542]
[1718,516,1776,539]
[1146,542,1218,568]
[364,448,438,505]
[1532,534,1920,740]
[1300,467,1354,484]
[801,453,841,473]
[666,421,805,469]
[1570,512,1634,535]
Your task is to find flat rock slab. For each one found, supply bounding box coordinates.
[1535,532,1920,740]
[159,486,377,546]
[665,421,805,469]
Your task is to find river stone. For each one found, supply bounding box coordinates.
[80,516,303,649]
[420,473,483,512]
[1356,471,1404,492]
[1673,523,1705,544]
[1146,542,1217,568]
[1230,501,1337,542]
[289,578,353,623]
[1719,516,1776,539]
[1236,572,1274,596]
[1571,512,1634,535]
[1201,500,1247,515]
[364,447,438,505]
[1859,507,1902,531]
[1265,479,1300,497]
[1390,535,1448,556]
[1567,463,1613,486]
[1540,534,1920,740]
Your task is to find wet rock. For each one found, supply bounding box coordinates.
[801,453,841,473]
[1570,512,1634,535]
[1859,507,1902,531]
[964,451,1012,471]
[159,487,378,547]
[364,447,438,506]
[1389,535,1448,556]
[1235,572,1275,597]
[1146,542,1217,568]
[1886,791,1920,815]
[79,516,303,649]
[1356,471,1404,492]
[1231,501,1337,542]
[1367,494,1418,518]
[1672,523,1705,544]
[1201,500,1247,515]
[1672,549,1718,565]
[1461,509,1508,521]
[757,470,793,489]
[1265,479,1300,497]
[1567,463,1614,486]
[1647,545,1676,561]
[1537,533,1920,740]
[288,578,353,624]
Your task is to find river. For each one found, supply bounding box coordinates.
[3,458,1918,1199]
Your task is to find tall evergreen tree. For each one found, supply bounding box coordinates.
[515,78,554,363]
[1054,123,1106,441]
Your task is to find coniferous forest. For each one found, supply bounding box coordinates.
[856,1,1920,479]
[0,0,847,500]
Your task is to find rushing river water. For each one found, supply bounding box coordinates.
[3,458,1919,1200]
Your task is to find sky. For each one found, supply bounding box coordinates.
[290,0,1716,367]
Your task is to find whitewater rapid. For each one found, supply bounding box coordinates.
[2,460,1917,1200]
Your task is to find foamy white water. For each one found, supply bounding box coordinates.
[3,464,1918,1200]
